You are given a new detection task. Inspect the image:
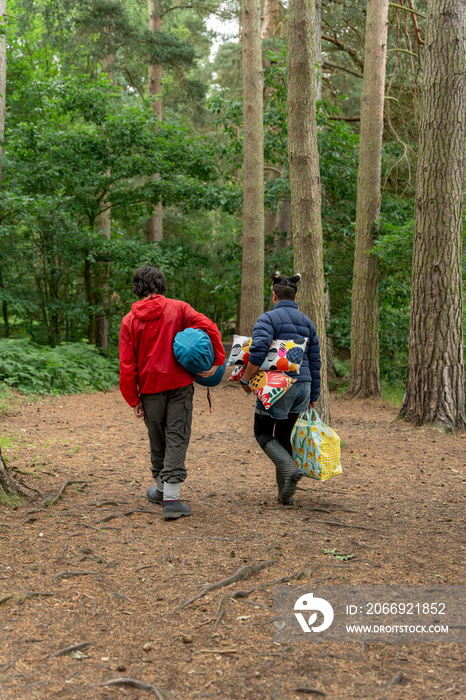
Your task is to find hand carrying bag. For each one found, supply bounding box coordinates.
[291,409,342,481]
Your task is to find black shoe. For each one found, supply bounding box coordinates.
[163,500,192,520]
[279,468,303,504]
[147,486,164,504]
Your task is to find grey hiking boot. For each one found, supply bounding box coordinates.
[265,439,303,505]
[147,486,164,505]
[163,500,192,520]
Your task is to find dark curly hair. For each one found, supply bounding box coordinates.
[271,271,301,300]
[132,265,167,299]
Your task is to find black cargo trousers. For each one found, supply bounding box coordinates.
[140,384,194,484]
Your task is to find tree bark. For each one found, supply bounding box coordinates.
[287,0,329,423]
[262,0,280,246]
[95,205,111,351]
[147,0,163,242]
[239,0,264,335]
[400,0,466,431]
[315,0,322,100]
[348,0,388,398]
[0,446,41,500]
[0,0,5,190]
[261,0,280,40]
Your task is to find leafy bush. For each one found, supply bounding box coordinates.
[0,340,118,394]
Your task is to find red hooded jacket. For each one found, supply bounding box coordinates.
[119,295,225,407]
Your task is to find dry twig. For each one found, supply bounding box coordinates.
[99,677,169,699]
[49,641,92,658]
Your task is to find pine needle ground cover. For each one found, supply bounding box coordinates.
[0,384,464,698]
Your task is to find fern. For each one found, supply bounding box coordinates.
[0,340,118,395]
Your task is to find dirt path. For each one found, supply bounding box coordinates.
[0,380,464,699]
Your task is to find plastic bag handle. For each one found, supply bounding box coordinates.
[300,408,322,423]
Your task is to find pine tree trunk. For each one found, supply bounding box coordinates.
[96,39,114,351]
[400,0,466,431]
[315,0,322,101]
[287,0,329,423]
[348,0,388,399]
[261,0,279,40]
[0,0,6,190]
[95,202,111,350]
[148,0,163,242]
[239,0,265,335]
[262,0,280,245]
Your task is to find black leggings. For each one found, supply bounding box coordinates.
[254,412,300,456]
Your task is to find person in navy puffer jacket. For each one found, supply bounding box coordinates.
[240,272,321,505]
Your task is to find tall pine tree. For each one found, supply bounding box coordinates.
[400,0,466,430]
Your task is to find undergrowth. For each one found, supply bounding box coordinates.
[0,340,118,395]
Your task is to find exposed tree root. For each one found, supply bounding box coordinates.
[0,446,41,500]
[179,558,278,610]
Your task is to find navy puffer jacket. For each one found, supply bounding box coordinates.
[248,300,321,402]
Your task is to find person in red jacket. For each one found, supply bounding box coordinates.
[119,265,225,520]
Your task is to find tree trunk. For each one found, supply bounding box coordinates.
[239,0,265,335]
[315,0,322,101]
[0,265,9,337]
[277,198,291,247]
[348,0,388,399]
[261,0,279,40]
[262,1,280,248]
[95,205,111,351]
[325,284,338,379]
[84,257,96,345]
[0,0,5,190]
[287,0,329,423]
[0,446,41,500]
[400,0,466,431]
[147,0,163,242]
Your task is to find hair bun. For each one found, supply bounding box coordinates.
[289,273,301,284]
[271,270,281,281]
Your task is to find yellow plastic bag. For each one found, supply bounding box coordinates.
[291,409,342,481]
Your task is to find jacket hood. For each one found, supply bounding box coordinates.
[132,295,167,321]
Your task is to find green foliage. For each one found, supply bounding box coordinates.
[0,340,118,394]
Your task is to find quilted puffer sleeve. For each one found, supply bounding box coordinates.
[248,312,274,367]
[307,324,321,402]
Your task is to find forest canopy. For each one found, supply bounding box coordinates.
[0,0,464,404]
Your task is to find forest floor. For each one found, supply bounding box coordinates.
[0,378,465,700]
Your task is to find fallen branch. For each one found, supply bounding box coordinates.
[49,641,92,658]
[0,656,20,672]
[385,671,403,688]
[18,591,54,605]
[41,480,87,508]
[99,677,169,699]
[55,570,103,582]
[311,520,382,532]
[0,594,13,605]
[179,559,278,610]
[98,508,154,523]
[259,567,312,589]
